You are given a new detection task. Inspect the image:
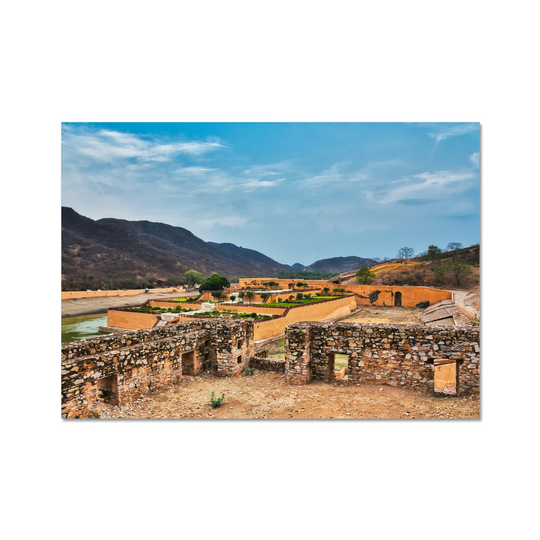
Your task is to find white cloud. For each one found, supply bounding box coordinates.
[62,125,226,164]
[470,152,480,167]
[241,178,285,190]
[300,163,367,187]
[368,170,476,204]
[427,123,478,144]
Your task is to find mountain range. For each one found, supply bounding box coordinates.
[61,207,374,288]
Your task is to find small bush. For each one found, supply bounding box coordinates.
[210,391,225,408]
[243,367,255,376]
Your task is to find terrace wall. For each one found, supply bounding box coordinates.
[61,287,186,300]
[238,279,453,307]
[253,295,356,340]
[285,322,479,395]
[107,309,159,330]
[106,296,355,339]
[61,319,254,418]
[344,285,452,308]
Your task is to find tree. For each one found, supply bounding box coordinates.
[245,290,254,304]
[445,242,463,259]
[431,263,447,284]
[447,258,473,286]
[427,245,442,261]
[356,267,376,284]
[184,269,203,287]
[323,287,330,294]
[238,291,245,302]
[397,247,414,262]
[199,273,230,292]
[333,288,345,295]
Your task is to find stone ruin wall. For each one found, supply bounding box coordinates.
[61,319,254,418]
[62,317,479,418]
[285,322,479,395]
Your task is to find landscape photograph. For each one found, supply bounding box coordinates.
[61,122,480,419]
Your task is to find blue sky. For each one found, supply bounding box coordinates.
[62,122,479,266]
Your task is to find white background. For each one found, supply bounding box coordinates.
[1,1,538,539]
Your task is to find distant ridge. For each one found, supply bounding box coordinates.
[304,255,375,274]
[62,207,378,289]
[62,207,293,288]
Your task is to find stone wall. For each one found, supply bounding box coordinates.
[61,318,254,418]
[249,356,286,372]
[285,322,479,395]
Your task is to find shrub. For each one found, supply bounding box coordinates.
[243,367,255,376]
[199,273,230,293]
[210,391,225,408]
[229,295,236,301]
[296,292,303,300]
[356,267,376,284]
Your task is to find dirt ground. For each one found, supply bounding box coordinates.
[341,306,425,325]
[96,371,479,420]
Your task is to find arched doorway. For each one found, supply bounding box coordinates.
[394,291,402,307]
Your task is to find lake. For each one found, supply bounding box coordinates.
[62,313,109,343]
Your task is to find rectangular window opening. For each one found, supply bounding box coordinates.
[334,353,349,380]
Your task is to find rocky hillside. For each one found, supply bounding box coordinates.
[62,207,292,289]
[304,256,375,274]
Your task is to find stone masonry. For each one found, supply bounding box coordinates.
[285,322,479,395]
[62,318,479,418]
[61,318,254,418]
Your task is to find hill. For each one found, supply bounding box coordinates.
[61,207,292,290]
[62,207,385,291]
[341,244,480,292]
[304,256,375,274]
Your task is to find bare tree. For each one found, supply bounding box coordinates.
[397,247,414,263]
[445,242,463,259]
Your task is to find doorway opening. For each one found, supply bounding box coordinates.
[96,374,119,405]
[394,291,402,307]
[182,350,195,375]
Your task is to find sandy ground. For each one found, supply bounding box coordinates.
[72,302,480,420]
[340,306,425,325]
[96,370,479,420]
[61,291,196,318]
